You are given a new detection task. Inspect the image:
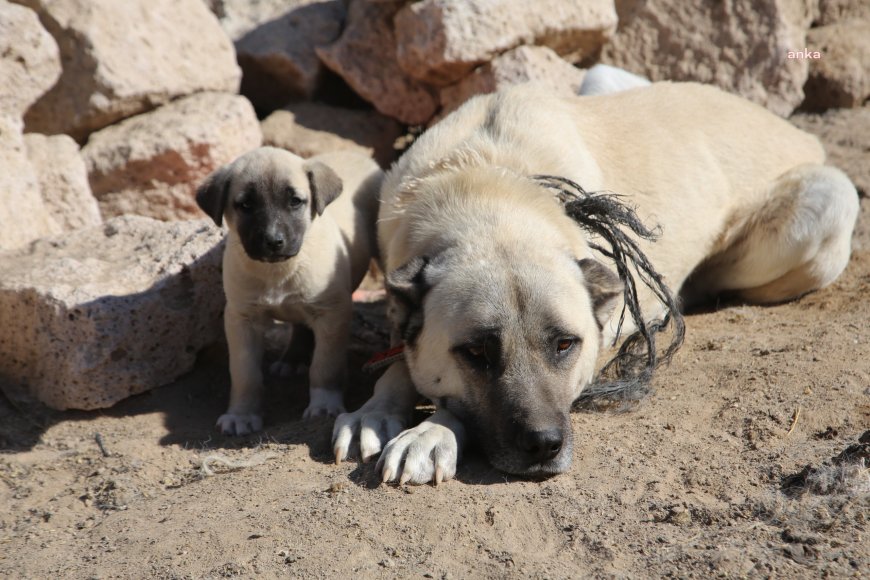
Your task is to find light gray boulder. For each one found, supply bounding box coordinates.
[316,0,439,125]
[0,0,60,119]
[261,102,403,167]
[209,0,346,111]
[24,133,101,231]
[0,216,225,411]
[394,0,617,87]
[0,116,60,252]
[82,92,262,221]
[16,0,241,141]
[600,0,817,116]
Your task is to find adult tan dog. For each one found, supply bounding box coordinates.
[197,147,382,435]
[332,82,859,484]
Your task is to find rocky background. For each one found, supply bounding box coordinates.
[1,0,869,577]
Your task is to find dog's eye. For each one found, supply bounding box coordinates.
[555,338,576,354]
[466,344,485,358]
[289,197,304,208]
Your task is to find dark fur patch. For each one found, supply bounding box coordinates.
[533,175,686,410]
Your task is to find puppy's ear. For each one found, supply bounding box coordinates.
[305,161,343,216]
[196,166,232,226]
[578,258,622,328]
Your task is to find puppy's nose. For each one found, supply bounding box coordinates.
[518,428,564,463]
[265,233,285,250]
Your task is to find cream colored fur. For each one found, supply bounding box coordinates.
[332,82,859,484]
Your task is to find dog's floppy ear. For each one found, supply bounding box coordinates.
[386,255,445,346]
[196,166,232,226]
[578,258,622,328]
[305,161,343,216]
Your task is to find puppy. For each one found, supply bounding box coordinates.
[197,147,383,435]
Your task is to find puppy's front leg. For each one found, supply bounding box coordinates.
[303,306,351,419]
[377,408,466,486]
[218,306,265,435]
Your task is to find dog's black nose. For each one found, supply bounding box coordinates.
[518,428,564,462]
[264,233,285,250]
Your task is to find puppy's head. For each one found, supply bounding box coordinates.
[388,249,621,477]
[196,147,343,263]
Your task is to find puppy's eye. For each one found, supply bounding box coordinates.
[289,197,304,208]
[235,199,254,212]
[555,337,576,354]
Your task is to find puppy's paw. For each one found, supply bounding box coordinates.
[377,419,460,486]
[303,388,345,419]
[268,361,308,379]
[332,405,407,464]
[216,413,263,436]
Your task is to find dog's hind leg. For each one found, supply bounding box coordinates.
[684,165,858,305]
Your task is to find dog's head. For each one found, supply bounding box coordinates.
[388,249,621,476]
[196,147,343,263]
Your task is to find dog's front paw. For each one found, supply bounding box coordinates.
[216,413,263,436]
[377,415,463,486]
[332,405,408,464]
[303,388,345,419]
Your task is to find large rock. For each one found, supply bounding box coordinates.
[209,0,345,111]
[0,216,225,411]
[316,0,439,125]
[0,116,60,252]
[803,22,870,110]
[816,0,870,24]
[439,45,586,118]
[0,1,60,118]
[24,133,101,231]
[16,0,241,141]
[600,0,816,116]
[394,0,617,87]
[261,102,403,167]
[82,92,262,221]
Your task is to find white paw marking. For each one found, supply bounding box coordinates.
[332,404,407,464]
[303,388,345,419]
[216,412,263,436]
[377,420,459,486]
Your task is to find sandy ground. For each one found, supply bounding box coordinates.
[1,111,868,579]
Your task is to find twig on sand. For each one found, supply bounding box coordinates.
[786,406,802,437]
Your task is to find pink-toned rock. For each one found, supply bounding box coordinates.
[0,116,60,252]
[0,1,60,119]
[261,102,402,167]
[803,21,870,110]
[0,216,225,411]
[394,0,617,87]
[82,93,262,221]
[210,0,345,111]
[316,0,439,125]
[600,0,816,116]
[17,0,241,141]
[25,134,101,231]
[439,45,586,118]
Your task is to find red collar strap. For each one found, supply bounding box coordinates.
[362,344,406,373]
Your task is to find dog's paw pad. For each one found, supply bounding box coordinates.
[216,413,263,436]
